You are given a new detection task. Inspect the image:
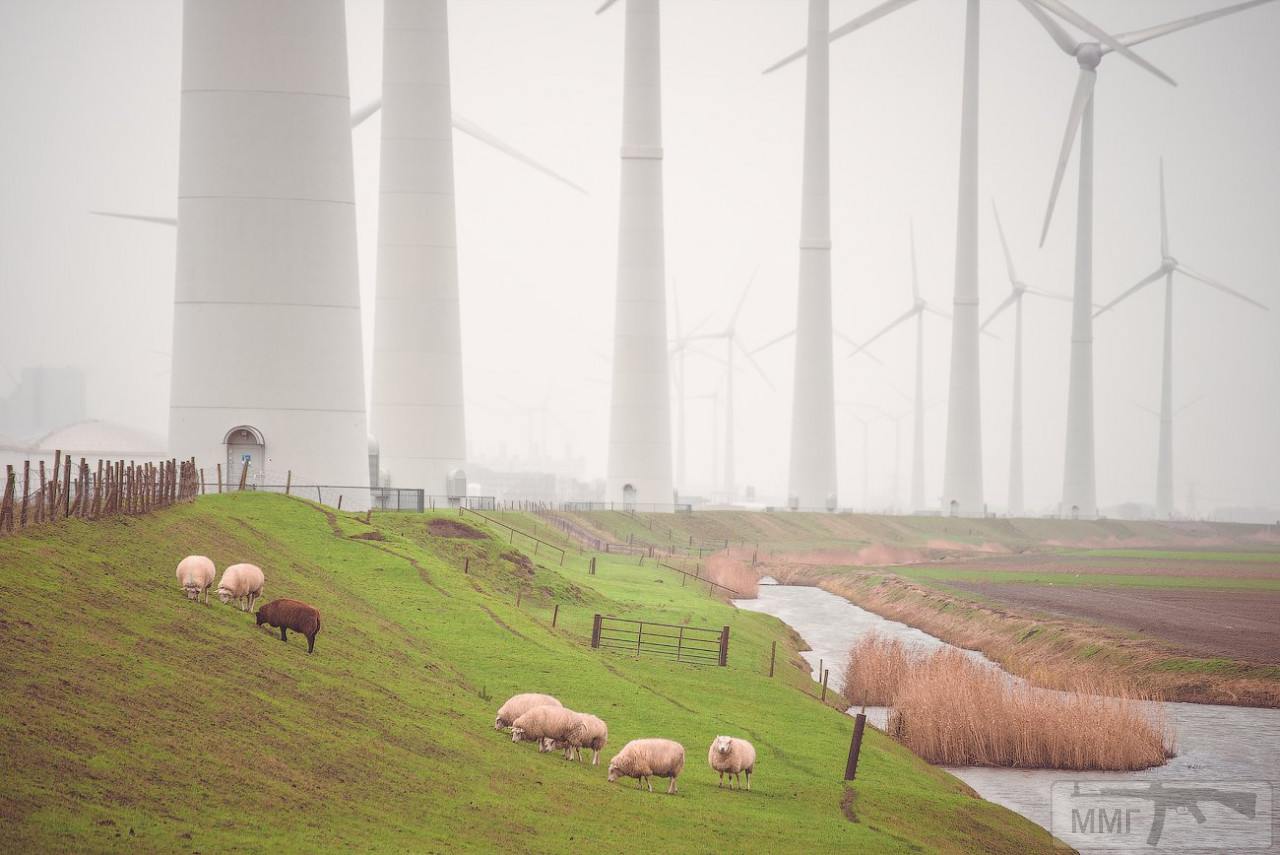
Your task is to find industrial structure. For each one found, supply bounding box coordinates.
[167,0,371,501]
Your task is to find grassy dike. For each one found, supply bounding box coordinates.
[0,493,1058,853]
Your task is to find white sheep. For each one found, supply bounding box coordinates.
[707,735,756,790]
[543,712,609,765]
[510,705,579,751]
[607,738,686,794]
[217,563,264,612]
[175,555,216,604]
[494,693,563,731]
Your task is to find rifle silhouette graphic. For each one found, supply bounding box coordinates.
[1073,782,1257,846]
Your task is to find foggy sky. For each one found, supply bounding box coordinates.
[1,0,1277,514]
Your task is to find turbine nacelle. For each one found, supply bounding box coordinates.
[1075,41,1103,69]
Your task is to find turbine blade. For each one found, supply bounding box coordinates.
[1015,0,1079,54]
[991,199,1018,284]
[1112,0,1279,51]
[835,329,885,365]
[980,292,1018,331]
[1032,0,1177,86]
[1039,68,1096,246]
[923,304,952,321]
[1093,266,1166,317]
[90,211,177,227]
[453,113,589,195]
[1159,158,1169,258]
[595,0,622,14]
[1176,263,1270,311]
[1026,287,1073,302]
[1134,402,1160,418]
[750,328,795,355]
[849,306,917,357]
[909,219,920,302]
[729,268,759,328]
[762,0,922,75]
[1174,392,1208,416]
[351,98,382,128]
[736,337,775,390]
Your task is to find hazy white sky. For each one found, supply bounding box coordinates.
[1,0,1278,514]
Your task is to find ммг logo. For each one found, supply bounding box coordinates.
[1051,780,1272,850]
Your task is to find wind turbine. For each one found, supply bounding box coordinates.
[765,0,1164,517]
[92,99,584,229]
[668,279,714,494]
[849,223,950,512]
[598,0,675,507]
[1093,160,1268,519]
[982,200,1070,517]
[686,274,772,504]
[762,0,839,513]
[1028,0,1273,521]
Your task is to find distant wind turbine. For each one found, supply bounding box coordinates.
[766,0,1160,516]
[1027,0,1274,520]
[668,279,714,493]
[1093,160,1268,519]
[686,273,773,503]
[982,200,1070,517]
[849,223,951,512]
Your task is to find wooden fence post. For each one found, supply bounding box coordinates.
[844,713,867,781]
[62,455,72,518]
[464,557,469,575]
[20,461,30,528]
[515,587,522,608]
[552,604,559,627]
[718,626,730,667]
[238,461,249,491]
[199,468,205,495]
[590,614,602,649]
[216,463,223,493]
[769,640,776,677]
[285,470,292,496]
[821,669,830,702]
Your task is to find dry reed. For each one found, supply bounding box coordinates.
[840,631,913,706]
[846,635,1173,770]
[706,551,759,598]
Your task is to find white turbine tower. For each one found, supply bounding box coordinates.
[850,224,949,512]
[686,275,771,504]
[600,0,674,509]
[764,0,838,512]
[1093,161,1268,519]
[1028,0,1276,521]
[766,0,1163,516]
[168,0,369,502]
[982,200,1070,517]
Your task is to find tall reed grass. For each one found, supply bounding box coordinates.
[845,634,1173,770]
[706,552,759,598]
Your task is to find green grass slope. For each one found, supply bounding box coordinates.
[0,494,1057,853]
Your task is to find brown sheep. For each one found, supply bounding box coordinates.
[255,598,322,654]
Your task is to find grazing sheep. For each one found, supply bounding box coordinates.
[510,705,578,752]
[707,735,756,790]
[494,693,563,731]
[607,739,686,794]
[175,555,216,604]
[255,598,322,654]
[543,712,609,765]
[217,563,265,612]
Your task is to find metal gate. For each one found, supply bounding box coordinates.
[590,614,729,666]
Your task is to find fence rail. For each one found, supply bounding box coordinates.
[458,506,567,565]
[589,614,729,666]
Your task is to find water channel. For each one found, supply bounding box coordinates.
[734,581,1279,853]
